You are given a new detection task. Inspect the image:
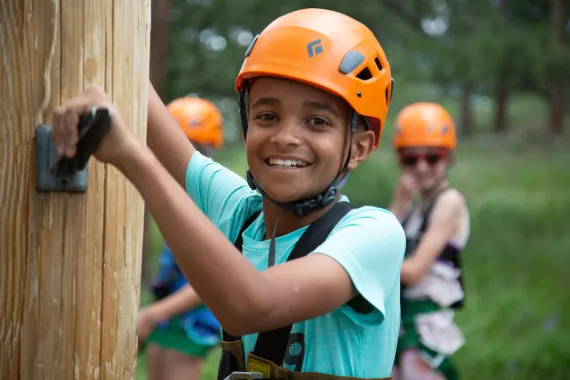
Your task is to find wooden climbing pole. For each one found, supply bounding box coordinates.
[0,1,150,379]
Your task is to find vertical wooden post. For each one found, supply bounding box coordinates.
[0,1,150,379]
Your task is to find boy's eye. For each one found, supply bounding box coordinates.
[308,117,328,126]
[258,113,277,122]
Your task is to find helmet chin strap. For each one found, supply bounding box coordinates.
[238,90,359,267]
[245,170,352,217]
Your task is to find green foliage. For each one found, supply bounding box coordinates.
[160,0,567,144]
[220,1,562,90]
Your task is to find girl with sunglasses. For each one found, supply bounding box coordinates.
[389,103,470,380]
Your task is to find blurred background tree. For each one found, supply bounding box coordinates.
[139,1,570,379]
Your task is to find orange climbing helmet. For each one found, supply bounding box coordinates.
[393,102,456,150]
[167,97,224,149]
[235,8,393,149]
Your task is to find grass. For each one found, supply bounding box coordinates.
[136,88,570,379]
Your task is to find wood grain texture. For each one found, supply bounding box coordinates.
[0,1,151,379]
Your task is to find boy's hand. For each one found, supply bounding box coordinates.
[51,86,138,166]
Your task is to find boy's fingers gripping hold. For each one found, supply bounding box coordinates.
[51,105,78,157]
[52,88,102,158]
[62,108,79,157]
[49,85,133,166]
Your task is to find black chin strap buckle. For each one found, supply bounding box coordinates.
[291,186,338,217]
[321,187,338,207]
[292,199,318,217]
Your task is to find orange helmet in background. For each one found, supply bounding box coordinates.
[393,102,456,150]
[235,8,393,149]
[167,97,224,149]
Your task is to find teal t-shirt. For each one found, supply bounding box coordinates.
[185,152,405,378]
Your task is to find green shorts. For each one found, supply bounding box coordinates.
[395,298,460,380]
[146,317,219,358]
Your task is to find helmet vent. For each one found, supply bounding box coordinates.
[356,67,373,81]
[374,57,383,71]
[386,77,394,105]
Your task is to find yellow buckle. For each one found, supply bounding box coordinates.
[247,357,271,379]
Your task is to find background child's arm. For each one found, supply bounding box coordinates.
[143,284,201,324]
[388,173,417,221]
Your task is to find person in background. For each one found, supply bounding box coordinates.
[389,103,470,380]
[138,96,224,380]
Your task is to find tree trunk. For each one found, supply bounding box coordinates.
[149,0,172,96]
[493,0,509,134]
[0,1,150,379]
[459,85,474,137]
[549,0,565,135]
[493,82,509,133]
[549,87,565,135]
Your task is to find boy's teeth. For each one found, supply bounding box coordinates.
[268,158,308,168]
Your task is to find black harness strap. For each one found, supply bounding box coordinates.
[234,209,262,255]
[401,187,451,232]
[223,201,373,367]
[418,187,452,233]
[251,201,353,365]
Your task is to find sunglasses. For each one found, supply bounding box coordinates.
[399,151,447,167]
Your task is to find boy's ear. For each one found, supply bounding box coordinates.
[347,129,375,171]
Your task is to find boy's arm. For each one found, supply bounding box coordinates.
[119,144,403,336]
[145,80,259,238]
[146,80,196,188]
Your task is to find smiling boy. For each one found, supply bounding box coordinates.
[49,8,405,380]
